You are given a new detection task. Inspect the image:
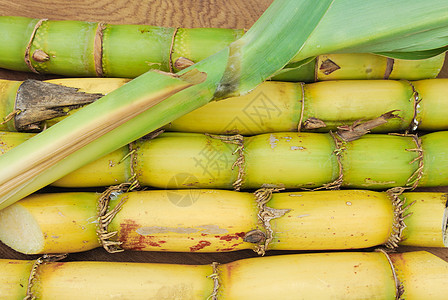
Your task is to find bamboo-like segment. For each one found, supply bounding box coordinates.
[0,16,444,80]
[2,78,448,134]
[0,16,243,76]
[0,189,445,254]
[400,193,448,247]
[1,251,447,299]
[391,251,448,299]
[413,79,448,131]
[314,53,445,81]
[1,130,448,192]
[0,257,213,299]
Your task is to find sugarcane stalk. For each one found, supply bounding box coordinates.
[400,192,448,247]
[144,77,448,133]
[0,130,447,193]
[2,78,448,134]
[1,0,448,211]
[1,251,448,299]
[0,16,244,76]
[0,189,446,255]
[0,16,445,80]
[391,251,448,299]
[312,53,446,81]
[0,0,336,210]
[413,79,448,131]
[58,130,448,190]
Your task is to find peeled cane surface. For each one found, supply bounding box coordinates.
[1,251,448,299]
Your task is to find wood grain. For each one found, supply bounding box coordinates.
[0,0,272,28]
[0,0,447,286]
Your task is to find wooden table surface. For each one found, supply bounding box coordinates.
[0,0,447,268]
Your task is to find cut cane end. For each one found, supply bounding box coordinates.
[0,203,44,254]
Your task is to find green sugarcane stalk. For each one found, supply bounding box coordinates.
[0,16,445,81]
[0,16,243,77]
[275,52,446,82]
[1,0,448,210]
[2,78,448,134]
[0,130,447,194]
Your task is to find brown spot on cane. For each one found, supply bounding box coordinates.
[319,58,341,75]
[175,57,195,70]
[145,238,162,248]
[118,219,166,250]
[219,232,245,241]
[303,117,327,130]
[190,240,211,252]
[235,232,245,238]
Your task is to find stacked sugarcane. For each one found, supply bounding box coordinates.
[1,1,448,299]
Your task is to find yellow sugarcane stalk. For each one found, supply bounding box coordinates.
[315,53,445,80]
[391,251,448,299]
[1,251,447,299]
[2,78,448,134]
[0,189,445,255]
